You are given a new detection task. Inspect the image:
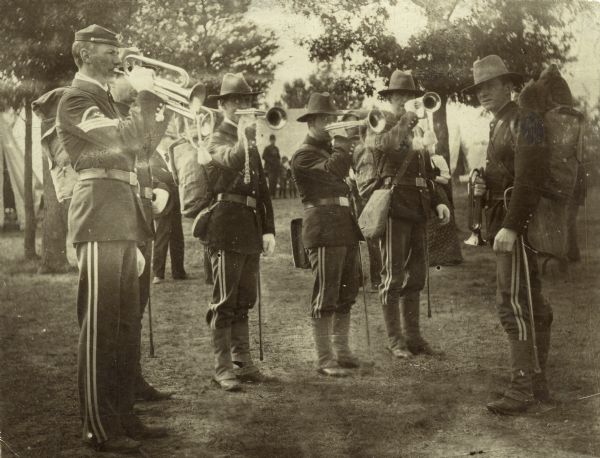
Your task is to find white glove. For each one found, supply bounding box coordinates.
[127,66,155,92]
[136,247,146,277]
[435,204,451,225]
[262,233,276,256]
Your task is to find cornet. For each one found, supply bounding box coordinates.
[324,109,387,133]
[404,92,442,118]
[465,167,487,247]
[122,54,207,121]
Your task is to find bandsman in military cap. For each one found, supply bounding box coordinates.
[57,24,172,453]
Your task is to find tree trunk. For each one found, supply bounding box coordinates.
[24,100,38,260]
[433,95,454,203]
[38,156,70,273]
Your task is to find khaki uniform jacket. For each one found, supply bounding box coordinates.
[57,78,168,243]
[203,121,275,254]
[291,135,362,249]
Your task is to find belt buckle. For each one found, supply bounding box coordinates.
[339,197,349,206]
[129,172,137,186]
[415,177,427,188]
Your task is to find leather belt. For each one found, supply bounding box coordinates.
[78,168,138,187]
[304,196,350,209]
[217,193,257,208]
[141,187,153,200]
[384,177,427,188]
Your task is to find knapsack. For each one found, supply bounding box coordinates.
[517,65,584,259]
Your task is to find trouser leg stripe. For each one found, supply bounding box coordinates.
[85,242,101,441]
[510,245,527,341]
[383,218,392,305]
[91,242,107,440]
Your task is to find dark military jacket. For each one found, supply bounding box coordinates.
[291,134,362,249]
[371,112,447,222]
[484,101,548,239]
[57,78,168,244]
[262,144,281,174]
[204,120,274,254]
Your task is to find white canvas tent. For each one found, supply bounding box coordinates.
[0,109,43,229]
[256,108,306,159]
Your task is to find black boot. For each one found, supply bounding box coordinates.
[487,340,534,415]
[381,301,411,359]
[532,327,552,402]
[402,293,438,356]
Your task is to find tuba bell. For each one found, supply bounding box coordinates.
[465,167,487,247]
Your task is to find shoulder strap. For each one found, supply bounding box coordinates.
[391,144,419,186]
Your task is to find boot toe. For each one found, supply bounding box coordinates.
[337,356,361,369]
[94,436,141,454]
[386,345,412,359]
[317,366,351,377]
[213,377,243,392]
[486,396,532,415]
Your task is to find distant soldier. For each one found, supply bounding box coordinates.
[263,133,281,197]
[291,92,363,377]
[463,55,553,415]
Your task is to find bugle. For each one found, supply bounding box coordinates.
[465,167,486,246]
[122,54,207,120]
[324,109,387,133]
[199,107,288,137]
[404,92,442,118]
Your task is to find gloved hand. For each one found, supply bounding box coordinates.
[435,204,451,225]
[493,228,517,252]
[399,111,419,130]
[332,135,352,153]
[262,233,276,256]
[473,175,487,197]
[128,66,155,92]
[136,247,146,277]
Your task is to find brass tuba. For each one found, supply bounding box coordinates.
[465,167,487,246]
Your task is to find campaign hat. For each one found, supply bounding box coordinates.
[296,92,341,122]
[378,70,424,97]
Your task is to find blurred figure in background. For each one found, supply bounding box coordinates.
[263,133,281,198]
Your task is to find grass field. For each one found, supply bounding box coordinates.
[1,186,599,457]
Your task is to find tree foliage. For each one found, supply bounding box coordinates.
[0,0,134,106]
[281,64,365,109]
[127,0,279,105]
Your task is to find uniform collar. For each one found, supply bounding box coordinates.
[113,100,130,117]
[74,72,109,92]
[218,119,238,137]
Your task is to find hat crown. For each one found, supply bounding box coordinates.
[306,92,337,113]
[388,70,418,91]
[219,72,253,97]
[472,55,511,85]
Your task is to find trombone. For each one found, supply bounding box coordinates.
[324,109,387,133]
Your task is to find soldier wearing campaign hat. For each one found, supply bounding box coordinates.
[371,70,450,359]
[463,55,553,415]
[291,92,364,377]
[202,72,276,392]
[57,25,171,453]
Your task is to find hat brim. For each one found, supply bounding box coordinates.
[378,88,425,97]
[206,91,262,101]
[296,111,342,122]
[461,72,523,94]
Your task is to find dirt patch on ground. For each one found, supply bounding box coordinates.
[1,187,599,457]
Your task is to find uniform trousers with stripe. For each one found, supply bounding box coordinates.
[134,239,152,387]
[379,217,426,306]
[76,241,140,443]
[206,249,260,329]
[307,245,359,318]
[495,243,552,340]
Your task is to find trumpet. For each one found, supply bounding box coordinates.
[465,167,487,247]
[122,54,207,120]
[324,109,387,133]
[199,107,287,137]
[404,92,442,118]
